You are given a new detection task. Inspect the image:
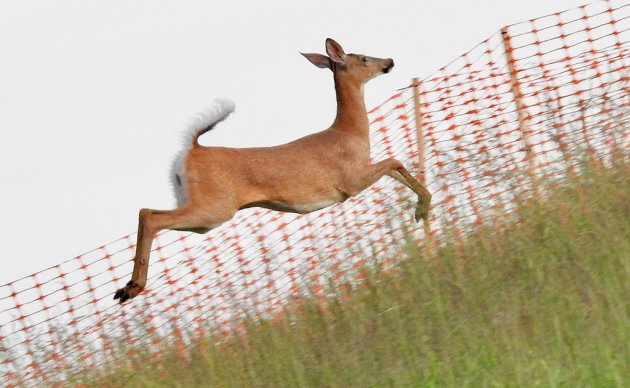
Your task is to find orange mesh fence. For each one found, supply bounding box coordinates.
[1,0,629,385]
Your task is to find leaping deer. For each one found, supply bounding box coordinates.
[114,38,432,303]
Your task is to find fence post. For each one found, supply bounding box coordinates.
[411,77,433,253]
[501,27,539,192]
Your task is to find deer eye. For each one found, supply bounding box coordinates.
[360,56,368,63]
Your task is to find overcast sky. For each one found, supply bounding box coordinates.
[0,0,586,284]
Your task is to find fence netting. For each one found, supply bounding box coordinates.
[1,0,629,385]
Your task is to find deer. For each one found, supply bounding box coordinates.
[114,38,432,303]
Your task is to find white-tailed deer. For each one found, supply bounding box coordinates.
[114,38,431,303]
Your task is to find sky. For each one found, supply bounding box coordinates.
[0,0,587,284]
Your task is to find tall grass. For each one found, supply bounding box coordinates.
[77,159,630,387]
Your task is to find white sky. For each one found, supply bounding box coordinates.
[0,0,585,284]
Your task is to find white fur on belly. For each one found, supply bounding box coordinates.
[288,200,339,214]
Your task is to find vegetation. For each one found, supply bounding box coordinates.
[76,159,630,387]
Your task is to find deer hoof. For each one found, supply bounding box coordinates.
[415,204,430,223]
[114,280,144,304]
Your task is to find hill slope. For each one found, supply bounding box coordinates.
[79,160,630,387]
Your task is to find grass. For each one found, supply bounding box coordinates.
[75,159,630,387]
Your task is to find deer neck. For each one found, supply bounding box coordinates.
[332,75,369,135]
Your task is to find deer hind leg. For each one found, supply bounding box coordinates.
[360,158,432,222]
[114,206,234,304]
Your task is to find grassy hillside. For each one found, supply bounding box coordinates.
[78,159,630,387]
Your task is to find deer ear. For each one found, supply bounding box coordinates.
[301,53,332,70]
[325,38,346,63]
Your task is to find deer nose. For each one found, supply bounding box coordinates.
[383,59,395,73]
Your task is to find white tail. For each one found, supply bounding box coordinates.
[171,99,235,207]
[114,38,431,303]
[184,98,236,146]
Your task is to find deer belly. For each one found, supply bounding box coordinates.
[289,200,339,214]
[251,199,339,214]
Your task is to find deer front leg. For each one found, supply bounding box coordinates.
[359,158,431,222]
[387,164,432,222]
